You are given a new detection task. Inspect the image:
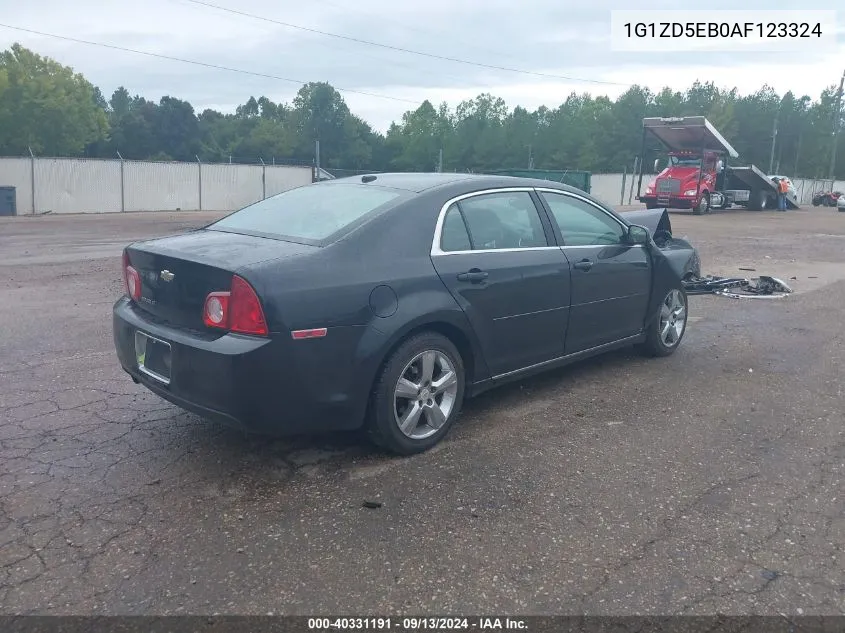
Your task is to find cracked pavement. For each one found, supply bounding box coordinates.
[0,208,843,615]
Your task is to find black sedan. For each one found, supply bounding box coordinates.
[113,173,695,455]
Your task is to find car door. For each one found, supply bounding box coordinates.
[430,188,571,378]
[537,189,651,355]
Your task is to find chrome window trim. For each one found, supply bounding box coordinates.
[430,186,642,256]
[534,187,631,245]
[430,187,556,257]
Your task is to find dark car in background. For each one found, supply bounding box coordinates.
[113,173,691,454]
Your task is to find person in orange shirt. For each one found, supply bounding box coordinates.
[775,177,789,211]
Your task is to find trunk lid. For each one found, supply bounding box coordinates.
[125,229,315,331]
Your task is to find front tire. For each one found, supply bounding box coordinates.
[641,287,688,357]
[692,192,709,215]
[366,332,465,455]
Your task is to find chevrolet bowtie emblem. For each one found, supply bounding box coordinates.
[160,270,175,282]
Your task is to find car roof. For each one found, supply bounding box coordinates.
[321,172,587,195]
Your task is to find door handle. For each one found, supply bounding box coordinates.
[573,259,593,272]
[457,269,489,283]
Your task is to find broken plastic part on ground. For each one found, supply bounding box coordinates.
[624,208,793,299]
[682,275,793,299]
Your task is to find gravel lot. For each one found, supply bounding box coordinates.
[1,206,844,615]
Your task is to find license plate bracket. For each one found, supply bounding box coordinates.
[135,331,172,385]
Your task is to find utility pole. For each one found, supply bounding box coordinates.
[528,144,534,170]
[437,148,443,173]
[827,69,845,182]
[768,106,779,174]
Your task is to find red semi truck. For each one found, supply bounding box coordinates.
[636,116,797,214]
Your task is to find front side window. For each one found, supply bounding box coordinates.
[210,183,403,242]
[456,191,548,250]
[541,192,625,246]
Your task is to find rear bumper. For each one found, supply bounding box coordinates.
[112,297,369,435]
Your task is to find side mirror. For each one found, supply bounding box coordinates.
[653,159,660,173]
[716,159,724,172]
[627,224,650,245]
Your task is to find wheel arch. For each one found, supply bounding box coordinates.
[356,314,486,438]
[371,318,482,393]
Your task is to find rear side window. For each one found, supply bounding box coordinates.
[210,183,402,242]
[440,204,472,252]
[459,192,548,250]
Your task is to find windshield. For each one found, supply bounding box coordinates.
[669,155,702,167]
[209,183,403,242]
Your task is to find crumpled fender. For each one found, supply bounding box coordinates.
[623,207,701,279]
[642,243,689,329]
[620,208,701,328]
[623,208,673,235]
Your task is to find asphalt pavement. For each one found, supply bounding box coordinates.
[1,207,844,615]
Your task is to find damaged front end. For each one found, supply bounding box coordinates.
[627,208,793,299]
[625,208,701,280]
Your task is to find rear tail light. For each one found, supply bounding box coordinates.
[202,275,268,336]
[123,250,141,301]
[203,292,229,328]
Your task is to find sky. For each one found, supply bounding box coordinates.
[0,0,843,133]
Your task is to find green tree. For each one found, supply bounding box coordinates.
[290,82,352,167]
[0,43,108,155]
[155,96,200,161]
[5,43,845,180]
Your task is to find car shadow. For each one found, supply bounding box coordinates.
[174,345,646,483]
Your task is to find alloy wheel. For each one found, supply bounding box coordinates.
[393,350,459,440]
[659,289,687,347]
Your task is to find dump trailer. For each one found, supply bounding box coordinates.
[636,116,798,214]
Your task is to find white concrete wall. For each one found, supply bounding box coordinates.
[589,172,845,207]
[0,157,313,214]
[35,158,123,213]
[0,157,34,214]
[201,163,263,211]
[790,178,845,205]
[1,157,840,214]
[124,160,200,213]
[266,165,318,197]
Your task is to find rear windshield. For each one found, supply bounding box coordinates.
[209,183,403,242]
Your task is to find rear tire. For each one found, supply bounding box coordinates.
[641,287,688,358]
[749,189,769,211]
[366,332,465,455]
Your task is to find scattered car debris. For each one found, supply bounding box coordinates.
[683,275,793,299]
[362,500,383,509]
[628,208,794,300]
